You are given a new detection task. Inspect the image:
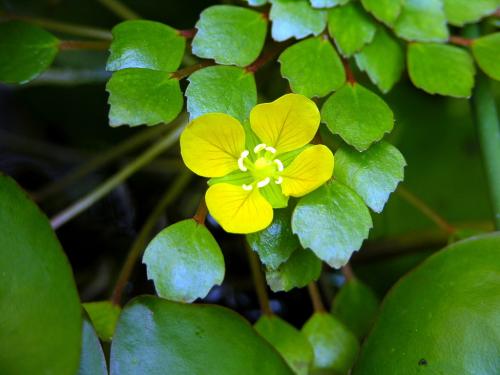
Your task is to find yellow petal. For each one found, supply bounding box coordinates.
[250,94,320,154]
[180,113,246,177]
[206,183,273,234]
[281,145,334,197]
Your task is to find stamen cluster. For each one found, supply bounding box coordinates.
[237,143,284,191]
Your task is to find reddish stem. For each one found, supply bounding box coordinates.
[179,28,197,39]
[245,42,288,74]
[343,59,356,84]
[59,40,110,50]
[341,263,355,281]
[449,35,473,47]
[170,61,214,80]
[193,196,208,225]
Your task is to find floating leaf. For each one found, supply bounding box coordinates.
[107,20,185,72]
[279,37,345,98]
[106,68,183,127]
[328,2,377,56]
[407,42,475,98]
[302,313,360,374]
[393,0,449,42]
[0,175,81,375]
[192,5,267,67]
[310,0,349,8]
[83,301,121,341]
[472,33,500,81]
[265,248,322,292]
[331,278,380,339]
[354,26,404,93]
[143,219,225,303]
[334,141,406,213]
[321,83,394,151]
[292,181,372,268]
[186,65,257,123]
[354,233,500,375]
[0,21,59,84]
[270,0,327,42]
[360,0,402,25]
[443,0,500,26]
[255,315,314,375]
[78,318,107,375]
[247,208,299,269]
[110,296,294,374]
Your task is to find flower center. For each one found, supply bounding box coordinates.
[238,143,284,191]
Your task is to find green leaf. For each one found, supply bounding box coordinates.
[110,296,294,374]
[393,0,449,42]
[0,175,81,375]
[331,278,379,339]
[353,233,500,375]
[334,141,406,213]
[78,318,107,375]
[186,65,257,123]
[354,26,405,93]
[302,313,360,374]
[265,248,322,292]
[83,301,121,341]
[255,315,314,375]
[310,0,349,8]
[246,207,299,269]
[472,33,500,81]
[192,5,267,67]
[0,21,59,84]
[407,42,475,98]
[292,181,372,268]
[321,83,394,151]
[443,0,500,26]
[143,219,225,303]
[107,20,185,72]
[106,68,183,127]
[270,0,328,42]
[328,3,377,56]
[279,37,345,98]
[360,0,402,25]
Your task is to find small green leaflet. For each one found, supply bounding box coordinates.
[443,0,500,26]
[472,33,500,81]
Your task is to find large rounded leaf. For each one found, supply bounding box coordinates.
[0,21,59,84]
[354,233,500,374]
[78,317,108,375]
[0,175,81,374]
[110,296,294,374]
[143,219,225,303]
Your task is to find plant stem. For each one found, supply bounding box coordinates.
[245,42,289,73]
[34,123,172,202]
[193,197,208,225]
[245,244,273,316]
[341,263,355,281]
[472,74,500,230]
[59,40,110,50]
[170,61,214,80]
[396,185,455,235]
[466,25,500,230]
[448,35,473,47]
[308,282,326,313]
[50,122,185,229]
[111,171,193,305]
[96,0,140,20]
[0,12,112,40]
[342,59,356,84]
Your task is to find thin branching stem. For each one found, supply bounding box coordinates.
[245,244,273,316]
[308,282,326,313]
[111,171,193,305]
[96,0,140,20]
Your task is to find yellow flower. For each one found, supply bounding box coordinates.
[180,94,334,234]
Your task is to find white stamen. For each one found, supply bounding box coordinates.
[257,177,271,188]
[253,143,267,153]
[275,176,283,184]
[265,146,277,154]
[273,159,284,172]
[238,150,249,172]
[242,184,253,191]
